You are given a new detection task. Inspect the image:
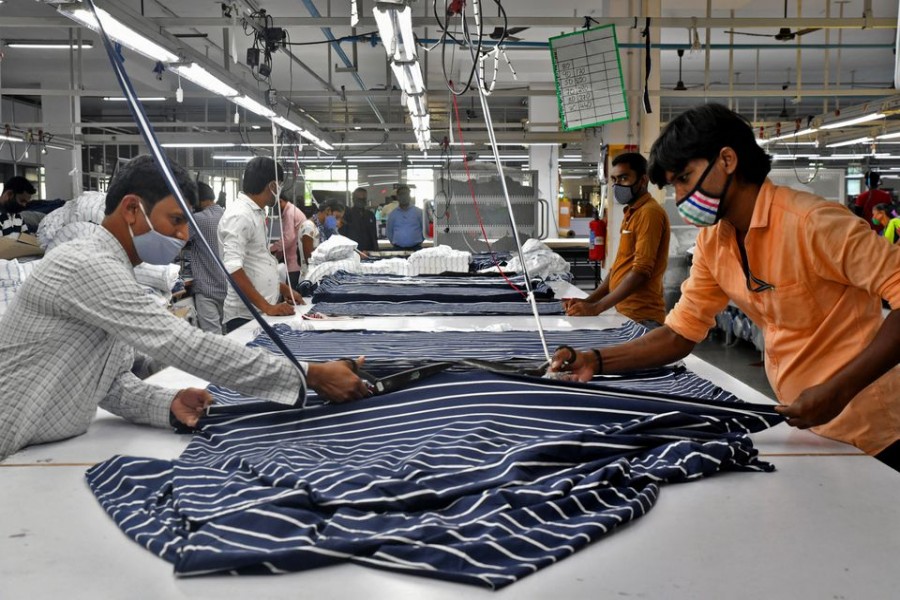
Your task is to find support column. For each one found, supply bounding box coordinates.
[41,94,82,200]
[528,85,560,238]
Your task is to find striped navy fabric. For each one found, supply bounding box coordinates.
[310,300,565,317]
[247,322,648,378]
[311,271,554,304]
[86,370,781,588]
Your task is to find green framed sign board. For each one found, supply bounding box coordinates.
[549,24,629,131]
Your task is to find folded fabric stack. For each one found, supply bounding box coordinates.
[407,245,471,275]
[36,191,106,250]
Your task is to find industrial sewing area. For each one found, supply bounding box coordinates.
[1,1,899,599]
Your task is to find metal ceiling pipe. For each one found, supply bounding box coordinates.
[298,0,388,132]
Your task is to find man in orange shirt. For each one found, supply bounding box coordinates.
[550,104,900,470]
[564,153,670,328]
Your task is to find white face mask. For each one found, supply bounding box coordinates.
[129,200,186,265]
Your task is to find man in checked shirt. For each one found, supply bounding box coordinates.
[0,155,370,461]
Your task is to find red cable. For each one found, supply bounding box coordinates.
[449,86,526,298]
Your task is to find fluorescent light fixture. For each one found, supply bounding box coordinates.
[223,158,253,163]
[58,5,178,62]
[374,2,417,63]
[172,63,238,98]
[406,95,427,117]
[771,154,819,160]
[103,96,166,102]
[818,153,891,160]
[819,112,885,130]
[876,131,900,140]
[0,134,24,142]
[761,127,818,144]
[391,62,425,95]
[212,154,254,160]
[161,142,237,148]
[272,116,304,133]
[299,130,334,151]
[825,136,874,148]
[231,95,276,118]
[6,40,94,50]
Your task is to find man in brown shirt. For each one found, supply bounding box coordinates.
[564,152,670,327]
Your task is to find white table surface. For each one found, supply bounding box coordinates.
[4,302,892,599]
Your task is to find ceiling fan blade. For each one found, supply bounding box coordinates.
[724,30,775,38]
[794,28,822,37]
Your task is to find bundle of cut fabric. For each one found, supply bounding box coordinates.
[36,191,106,250]
[407,245,471,275]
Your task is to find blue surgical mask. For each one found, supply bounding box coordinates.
[324,215,338,230]
[130,201,186,265]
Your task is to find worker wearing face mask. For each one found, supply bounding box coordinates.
[218,157,305,334]
[564,152,670,328]
[550,103,900,471]
[0,155,370,461]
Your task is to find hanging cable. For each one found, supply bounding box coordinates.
[462,7,552,363]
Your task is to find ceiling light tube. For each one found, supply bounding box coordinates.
[406,95,427,117]
[876,131,900,140]
[6,40,94,49]
[825,136,874,148]
[212,154,254,160]
[272,116,304,133]
[0,134,25,142]
[161,142,237,148]
[172,63,238,98]
[58,5,178,62]
[819,112,886,130]
[299,130,334,151]
[374,3,417,63]
[232,95,276,118]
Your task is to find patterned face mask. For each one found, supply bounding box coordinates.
[675,160,732,227]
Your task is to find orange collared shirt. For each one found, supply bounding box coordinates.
[609,193,670,324]
[666,180,900,454]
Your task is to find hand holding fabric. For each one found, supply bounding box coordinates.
[264,302,296,316]
[547,347,597,382]
[774,381,849,429]
[171,388,214,428]
[307,357,372,403]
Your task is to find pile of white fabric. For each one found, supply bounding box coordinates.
[407,245,471,276]
[304,235,414,283]
[479,238,570,280]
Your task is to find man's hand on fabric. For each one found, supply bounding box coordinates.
[566,301,603,317]
[547,347,597,382]
[264,302,296,316]
[171,388,214,428]
[307,357,372,403]
[286,289,306,305]
[774,382,849,429]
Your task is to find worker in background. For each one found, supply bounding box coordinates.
[269,191,307,289]
[854,171,892,233]
[386,185,424,251]
[550,104,900,470]
[185,182,227,334]
[219,157,304,334]
[341,187,378,252]
[563,153,670,328]
[0,155,370,461]
[329,203,345,241]
[1,176,37,238]
[872,203,900,244]
[299,201,335,274]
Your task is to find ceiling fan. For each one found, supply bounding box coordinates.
[672,49,703,91]
[725,0,821,42]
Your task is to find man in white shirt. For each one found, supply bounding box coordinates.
[219,157,304,333]
[0,155,370,461]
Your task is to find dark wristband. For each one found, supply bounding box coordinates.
[591,348,604,375]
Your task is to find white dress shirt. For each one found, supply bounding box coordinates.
[0,225,307,461]
[218,193,280,323]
